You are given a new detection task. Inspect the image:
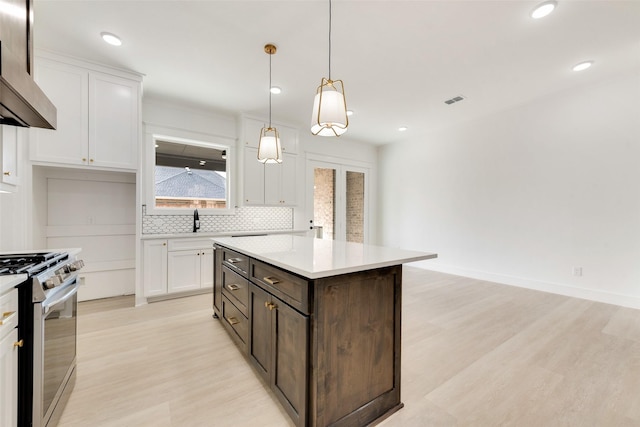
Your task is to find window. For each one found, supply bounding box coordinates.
[145,127,234,215]
[155,140,227,209]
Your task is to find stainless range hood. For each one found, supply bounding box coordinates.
[0,0,57,129]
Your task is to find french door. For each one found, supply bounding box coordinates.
[307,159,369,243]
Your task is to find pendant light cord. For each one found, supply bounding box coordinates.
[269,49,272,127]
[328,0,332,80]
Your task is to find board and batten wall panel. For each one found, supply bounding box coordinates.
[378,71,640,308]
[42,169,136,301]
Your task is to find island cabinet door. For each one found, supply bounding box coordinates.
[249,283,309,427]
[249,284,271,383]
[271,295,309,427]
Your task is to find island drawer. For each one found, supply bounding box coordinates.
[220,247,249,278]
[222,265,249,316]
[250,259,310,315]
[221,295,248,352]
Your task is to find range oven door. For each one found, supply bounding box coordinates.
[33,277,78,427]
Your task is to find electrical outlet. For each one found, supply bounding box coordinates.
[573,267,583,277]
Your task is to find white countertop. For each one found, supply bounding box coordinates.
[212,235,437,279]
[141,229,309,240]
[0,274,27,293]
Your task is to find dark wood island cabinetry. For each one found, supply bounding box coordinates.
[212,235,436,427]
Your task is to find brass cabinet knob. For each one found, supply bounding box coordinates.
[90,159,94,163]
[14,339,24,348]
[82,158,87,162]
[3,171,11,176]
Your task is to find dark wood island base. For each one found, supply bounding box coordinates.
[213,243,405,427]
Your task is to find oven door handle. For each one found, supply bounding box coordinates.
[43,280,79,313]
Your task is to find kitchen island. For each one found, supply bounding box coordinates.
[211,235,437,427]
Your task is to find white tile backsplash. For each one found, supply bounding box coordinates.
[141,205,293,234]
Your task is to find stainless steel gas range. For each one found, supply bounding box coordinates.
[0,251,84,427]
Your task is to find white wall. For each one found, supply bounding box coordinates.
[379,71,640,308]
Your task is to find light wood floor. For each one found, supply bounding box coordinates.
[57,267,640,426]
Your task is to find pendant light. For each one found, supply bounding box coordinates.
[310,0,348,137]
[258,44,283,163]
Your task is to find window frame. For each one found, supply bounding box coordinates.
[144,125,236,216]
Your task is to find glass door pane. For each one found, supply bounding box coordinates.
[346,171,365,243]
[313,167,336,240]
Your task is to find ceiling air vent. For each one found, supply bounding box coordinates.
[444,95,465,105]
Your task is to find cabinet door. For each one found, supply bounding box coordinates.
[263,161,281,205]
[278,124,299,154]
[280,153,297,206]
[31,59,89,166]
[242,118,264,149]
[243,147,265,205]
[1,126,18,187]
[264,153,297,206]
[143,240,168,297]
[200,248,214,289]
[89,73,139,170]
[248,283,271,383]
[0,328,19,427]
[272,297,308,426]
[167,250,202,293]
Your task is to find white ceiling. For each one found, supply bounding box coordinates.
[33,0,640,145]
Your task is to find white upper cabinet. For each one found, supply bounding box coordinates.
[243,147,298,206]
[30,54,141,171]
[241,117,299,207]
[0,126,20,191]
[89,73,140,170]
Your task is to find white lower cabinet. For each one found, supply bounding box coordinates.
[143,238,213,298]
[167,249,213,293]
[142,239,168,297]
[0,287,19,427]
[0,328,19,427]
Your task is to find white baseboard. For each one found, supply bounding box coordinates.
[409,261,640,310]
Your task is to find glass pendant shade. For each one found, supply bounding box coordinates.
[311,78,348,137]
[257,126,282,164]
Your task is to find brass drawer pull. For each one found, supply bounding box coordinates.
[227,258,242,264]
[263,277,280,285]
[264,302,277,311]
[1,311,16,325]
[14,339,24,348]
[225,284,240,291]
[225,316,240,325]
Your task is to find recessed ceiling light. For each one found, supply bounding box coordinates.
[572,61,594,72]
[270,86,281,95]
[398,126,408,132]
[531,1,557,19]
[346,110,354,116]
[101,32,122,46]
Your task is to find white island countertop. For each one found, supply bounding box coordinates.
[212,235,437,279]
